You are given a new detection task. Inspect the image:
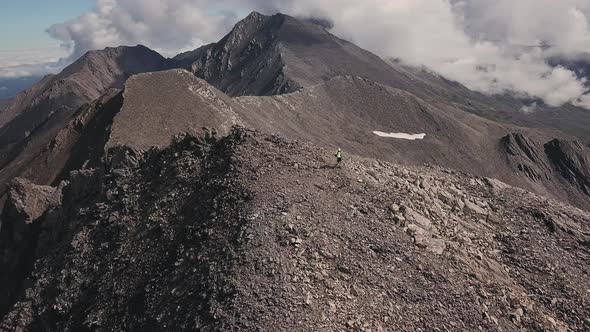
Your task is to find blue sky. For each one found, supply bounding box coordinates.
[0,0,93,49]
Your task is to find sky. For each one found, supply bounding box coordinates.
[0,0,94,79]
[0,0,94,48]
[0,0,590,109]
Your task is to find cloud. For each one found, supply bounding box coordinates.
[47,0,240,59]
[520,103,538,114]
[246,0,590,108]
[0,87,7,91]
[0,46,71,78]
[12,0,590,109]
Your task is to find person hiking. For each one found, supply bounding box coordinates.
[335,148,343,166]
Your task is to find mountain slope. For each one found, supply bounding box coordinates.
[1,128,588,331]
[0,46,166,161]
[175,12,590,141]
[0,99,9,112]
[0,46,166,206]
[173,12,414,97]
[386,61,590,141]
[0,46,165,134]
[40,69,587,211]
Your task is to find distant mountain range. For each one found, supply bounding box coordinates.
[0,76,44,99]
[1,12,588,211]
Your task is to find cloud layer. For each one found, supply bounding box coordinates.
[47,0,239,58]
[7,0,590,108]
[249,0,590,108]
[0,46,71,78]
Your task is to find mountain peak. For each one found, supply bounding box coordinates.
[244,11,267,20]
[173,11,403,96]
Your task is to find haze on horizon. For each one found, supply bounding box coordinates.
[1,0,590,109]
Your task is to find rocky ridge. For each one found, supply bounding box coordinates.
[501,132,590,207]
[0,46,167,198]
[173,12,414,97]
[109,70,590,210]
[0,128,589,331]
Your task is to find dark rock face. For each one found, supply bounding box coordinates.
[0,178,62,317]
[0,129,589,331]
[0,90,123,209]
[173,12,413,97]
[501,133,551,182]
[501,133,590,203]
[0,45,165,208]
[545,139,590,195]
[173,12,299,96]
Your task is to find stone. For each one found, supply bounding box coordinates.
[464,200,487,216]
[414,233,446,255]
[420,180,431,191]
[511,308,524,323]
[389,203,400,213]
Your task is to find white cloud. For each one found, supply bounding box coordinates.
[5,0,590,109]
[246,0,590,109]
[520,103,538,114]
[0,45,71,78]
[0,87,8,91]
[47,0,239,58]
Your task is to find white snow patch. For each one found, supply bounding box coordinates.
[373,131,426,140]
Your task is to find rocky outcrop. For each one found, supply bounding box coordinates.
[1,129,588,331]
[501,133,551,182]
[0,178,62,316]
[1,178,61,226]
[545,139,590,195]
[173,12,295,96]
[501,133,590,203]
[106,70,245,151]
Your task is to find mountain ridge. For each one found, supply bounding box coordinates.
[1,128,588,330]
[1,11,590,331]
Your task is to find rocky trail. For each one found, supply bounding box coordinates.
[1,128,588,331]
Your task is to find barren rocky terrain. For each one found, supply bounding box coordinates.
[1,128,588,331]
[0,46,166,199]
[111,70,590,211]
[1,11,590,332]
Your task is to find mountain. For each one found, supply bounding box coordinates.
[0,46,165,162]
[0,45,165,134]
[0,76,44,99]
[110,69,590,210]
[0,99,9,112]
[1,128,588,330]
[2,10,590,331]
[174,12,590,141]
[0,46,166,205]
[172,12,416,96]
[1,13,589,212]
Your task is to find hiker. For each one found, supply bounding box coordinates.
[335,148,343,165]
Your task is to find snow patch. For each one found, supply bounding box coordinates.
[373,131,426,140]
